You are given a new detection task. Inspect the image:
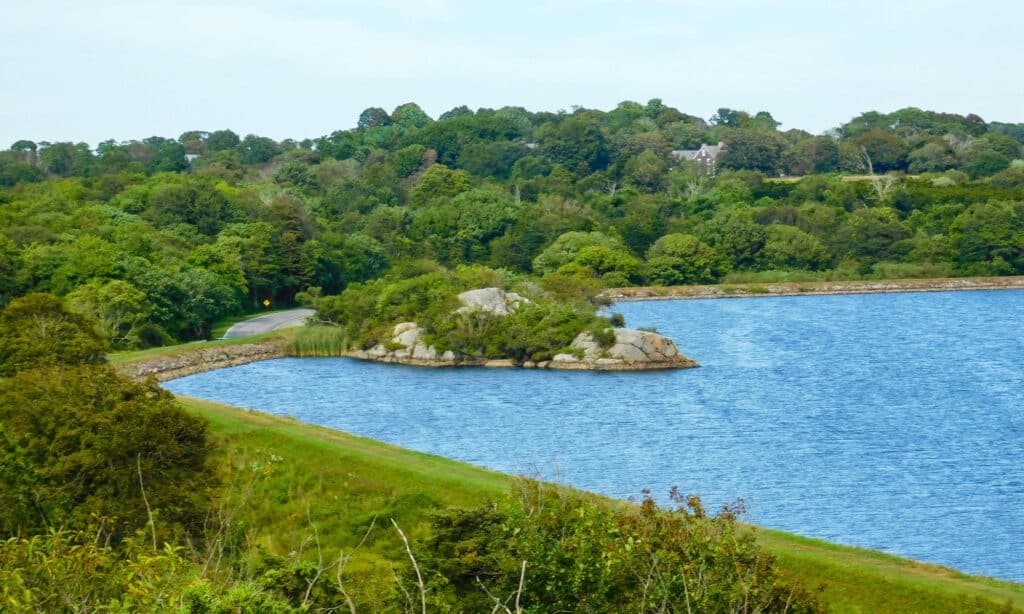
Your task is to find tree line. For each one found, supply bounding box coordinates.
[1,101,1022,349]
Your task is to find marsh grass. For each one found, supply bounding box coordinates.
[284,326,351,357]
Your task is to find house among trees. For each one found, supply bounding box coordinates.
[671,142,726,175]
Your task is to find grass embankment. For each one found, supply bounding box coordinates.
[107,330,295,365]
[179,396,1023,613]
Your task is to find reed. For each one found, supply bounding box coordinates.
[284,326,350,357]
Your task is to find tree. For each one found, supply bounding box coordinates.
[949,201,1024,274]
[907,141,957,173]
[39,142,94,176]
[66,279,151,348]
[831,207,911,264]
[358,107,392,129]
[148,139,188,173]
[0,364,216,544]
[718,129,784,175]
[238,134,281,164]
[560,244,641,286]
[644,233,720,285]
[391,103,432,129]
[960,143,1011,179]
[696,209,766,270]
[0,236,20,304]
[759,224,829,270]
[537,115,610,175]
[206,129,240,152]
[0,293,106,376]
[533,231,624,275]
[409,164,472,208]
[849,129,909,173]
[624,149,669,192]
[439,105,473,121]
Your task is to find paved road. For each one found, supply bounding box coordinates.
[223,308,316,339]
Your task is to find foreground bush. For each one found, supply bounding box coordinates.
[417,482,826,613]
[0,365,218,545]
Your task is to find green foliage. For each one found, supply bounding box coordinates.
[0,364,217,544]
[1,101,1023,357]
[644,233,721,285]
[760,224,830,271]
[66,279,151,348]
[0,530,194,612]
[308,265,612,362]
[0,292,106,375]
[419,482,824,613]
[533,230,625,275]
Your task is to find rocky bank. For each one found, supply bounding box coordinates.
[116,339,285,382]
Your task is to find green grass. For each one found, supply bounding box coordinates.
[757,529,1022,612]
[179,396,1023,613]
[107,330,295,365]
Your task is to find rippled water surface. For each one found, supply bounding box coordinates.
[165,290,1024,581]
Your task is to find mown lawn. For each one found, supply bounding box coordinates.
[179,396,1023,612]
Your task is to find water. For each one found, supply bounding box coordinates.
[164,289,1024,581]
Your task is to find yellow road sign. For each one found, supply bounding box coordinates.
[263,299,270,308]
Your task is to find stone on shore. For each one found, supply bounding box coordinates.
[546,328,699,371]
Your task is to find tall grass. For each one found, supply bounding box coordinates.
[284,326,351,357]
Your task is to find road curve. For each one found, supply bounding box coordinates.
[223,308,316,339]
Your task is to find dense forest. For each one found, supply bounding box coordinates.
[1,101,1023,348]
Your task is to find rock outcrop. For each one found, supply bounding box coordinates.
[456,287,527,315]
[549,329,699,371]
[344,287,698,371]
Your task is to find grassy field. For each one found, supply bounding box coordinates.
[179,396,1023,613]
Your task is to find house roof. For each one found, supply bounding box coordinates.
[670,142,725,161]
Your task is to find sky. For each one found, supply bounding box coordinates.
[2,0,1021,148]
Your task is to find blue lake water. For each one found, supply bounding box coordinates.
[164,289,1024,582]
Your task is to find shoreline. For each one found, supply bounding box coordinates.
[604,275,1024,302]
[121,275,1023,381]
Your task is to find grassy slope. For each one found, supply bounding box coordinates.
[179,396,1023,613]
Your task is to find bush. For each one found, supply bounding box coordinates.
[0,365,218,544]
[417,482,825,613]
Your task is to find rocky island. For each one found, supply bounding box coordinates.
[335,287,698,371]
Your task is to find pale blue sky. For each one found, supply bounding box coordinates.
[2,0,1020,147]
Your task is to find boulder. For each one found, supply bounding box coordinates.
[547,329,699,371]
[456,288,527,316]
[392,321,421,348]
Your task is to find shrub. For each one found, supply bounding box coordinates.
[417,482,825,613]
[0,365,218,544]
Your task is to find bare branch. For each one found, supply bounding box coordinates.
[515,559,526,614]
[301,507,324,607]
[336,517,377,614]
[391,518,427,614]
[136,454,157,551]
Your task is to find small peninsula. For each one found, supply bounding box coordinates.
[292,266,698,371]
